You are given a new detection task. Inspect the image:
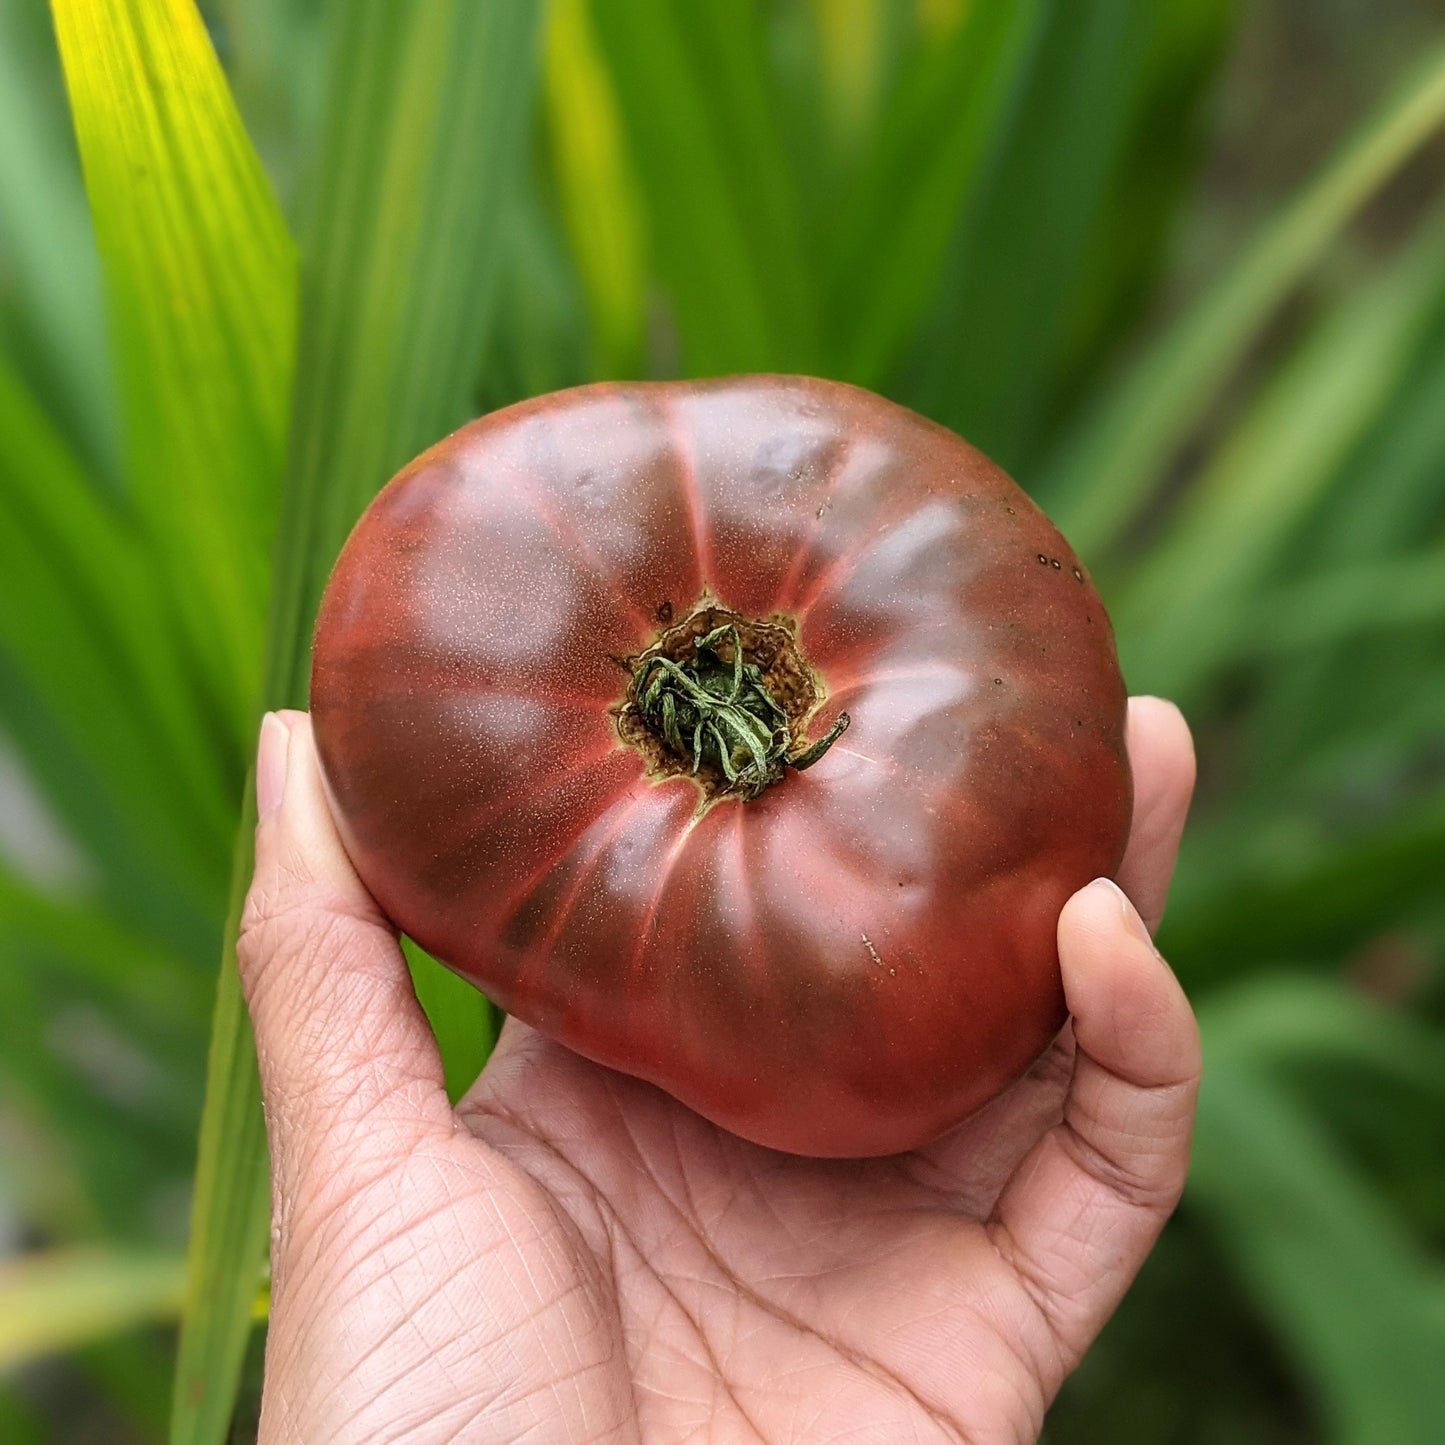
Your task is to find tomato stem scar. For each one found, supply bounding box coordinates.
[632,623,849,800]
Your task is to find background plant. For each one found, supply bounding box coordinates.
[1,0,1443,1441]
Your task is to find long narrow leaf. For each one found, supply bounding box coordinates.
[1201,974,1445,1108]
[906,0,1234,469]
[404,939,498,1105]
[171,798,271,1445]
[827,0,1041,387]
[0,354,233,916]
[589,0,820,373]
[0,0,118,482]
[0,1249,187,1371]
[1190,1055,1445,1443]
[0,864,207,1038]
[1233,548,1445,657]
[1115,217,1445,702]
[50,0,297,734]
[173,7,543,1440]
[809,0,892,157]
[545,0,648,376]
[0,925,198,1240]
[1047,34,1445,556]
[1165,790,1445,983]
[478,180,593,411]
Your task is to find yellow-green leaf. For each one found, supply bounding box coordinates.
[1049,33,1445,557]
[50,0,297,736]
[545,0,648,376]
[0,1249,187,1371]
[173,6,543,1441]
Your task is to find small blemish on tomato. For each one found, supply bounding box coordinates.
[656,600,673,623]
[1050,558,1061,569]
[1036,553,1048,564]
[1072,566,1084,582]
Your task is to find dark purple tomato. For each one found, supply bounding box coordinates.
[310,376,1131,1157]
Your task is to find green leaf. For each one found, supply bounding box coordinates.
[1047,0,1237,392]
[1190,1049,1445,1443]
[0,864,207,1041]
[477,180,592,412]
[212,0,324,203]
[0,911,199,1241]
[0,1249,187,1371]
[809,0,895,159]
[1114,214,1445,703]
[905,0,1230,469]
[1232,547,1445,658]
[0,353,234,919]
[0,1383,45,1445]
[544,0,648,376]
[171,810,271,1445]
[269,0,544,678]
[404,939,499,1105]
[589,0,820,373]
[1233,318,1445,797]
[1201,974,1445,1108]
[1165,789,1445,987]
[173,6,543,1441]
[0,0,119,484]
[827,0,1042,387]
[50,0,297,735]
[1048,33,1445,557]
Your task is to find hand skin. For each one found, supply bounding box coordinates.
[238,698,1199,1444]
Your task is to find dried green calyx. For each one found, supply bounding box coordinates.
[617,607,848,802]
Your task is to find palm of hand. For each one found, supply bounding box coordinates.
[244,700,1198,1444]
[460,1028,1087,1442]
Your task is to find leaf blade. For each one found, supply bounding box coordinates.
[1190,1046,1445,1442]
[172,7,543,1440]
[0,352,234,914]
[0,1249,188,1371]
[589,0,819,373]
[1114,214,1445,703]
[1047,33,1445,556]
[50,0,297,730]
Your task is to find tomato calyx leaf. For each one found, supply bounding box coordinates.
[631,623,848,800]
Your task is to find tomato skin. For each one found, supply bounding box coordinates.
[311,376,1130,1157]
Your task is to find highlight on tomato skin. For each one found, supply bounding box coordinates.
[310,375,1131,1158]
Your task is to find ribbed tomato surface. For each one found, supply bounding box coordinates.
[310,376,1130,1156]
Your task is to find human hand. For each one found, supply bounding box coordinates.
[238,697,1198,1443]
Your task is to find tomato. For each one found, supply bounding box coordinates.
[310,376,1131,1157]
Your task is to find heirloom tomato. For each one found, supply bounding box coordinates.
[310,376,1130,1157]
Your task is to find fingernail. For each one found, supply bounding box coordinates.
[1095,877,1155,948]
[257,712,290,819]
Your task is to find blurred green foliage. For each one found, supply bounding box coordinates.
[0,0,1443,1440]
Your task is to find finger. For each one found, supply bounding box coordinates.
[910,697,1193,1207]
[988,878,1200,1370]
[1117,696,1196,934]
[238,711,449,1163]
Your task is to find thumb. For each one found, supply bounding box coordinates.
[237,711,449,1178]
[988,878,1200,1368]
